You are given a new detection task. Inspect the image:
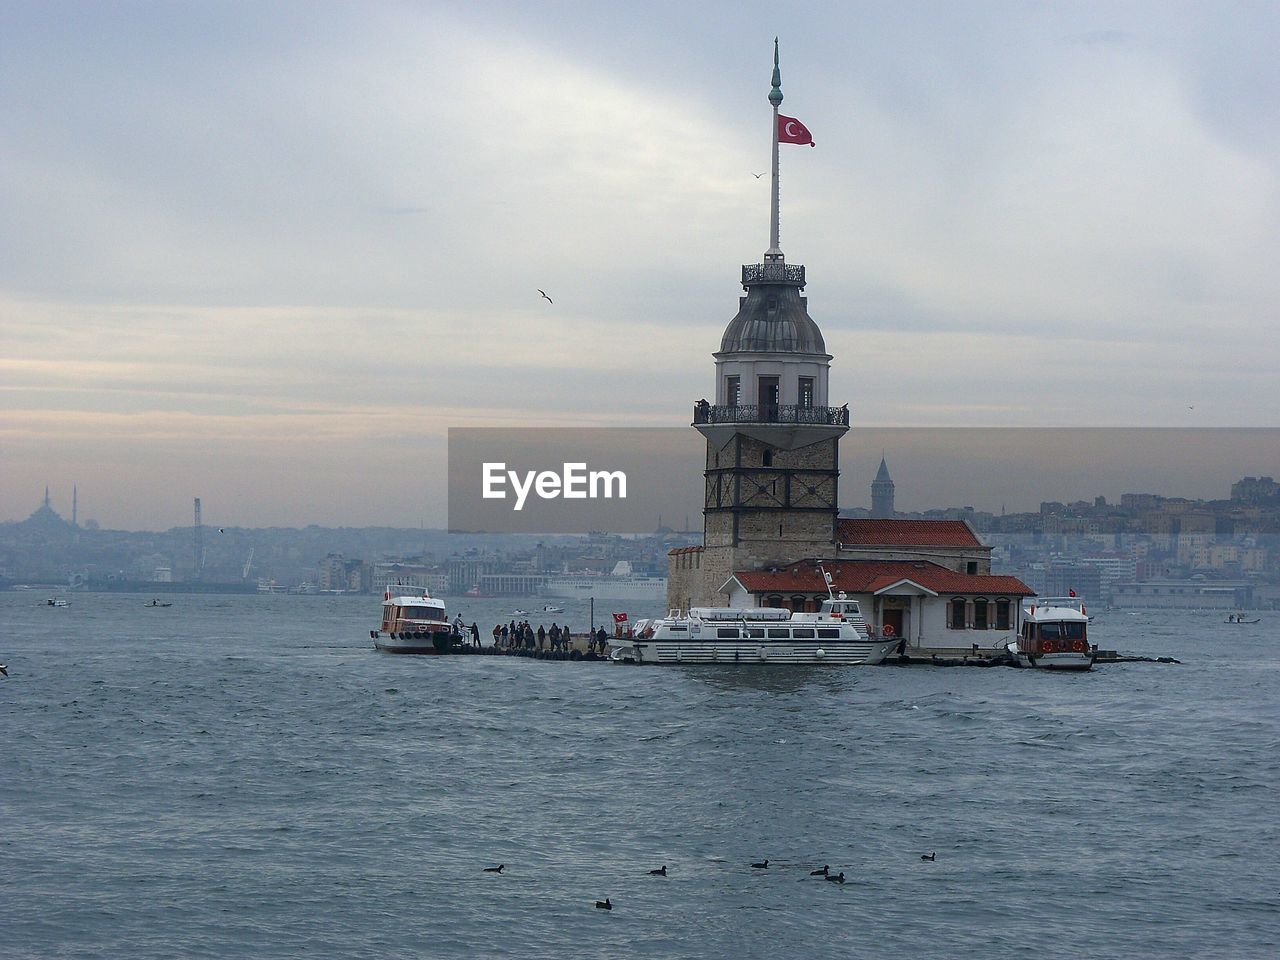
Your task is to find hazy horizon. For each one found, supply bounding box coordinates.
[4,2,1278,529]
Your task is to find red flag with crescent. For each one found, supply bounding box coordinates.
[778,114,815,146]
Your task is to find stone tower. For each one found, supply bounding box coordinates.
[668,42,849,610]
[871,456,895,518]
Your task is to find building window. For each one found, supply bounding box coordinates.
[799,377,814,409]
[763,449,773,466]
[950,597,966,629]
[791,595,808,612]
[767,594,783,607]
[758,376,780,416]
[973,598,988,630]
[966,561,978,575]
[995,599,1011,630]
[726,376,740,407]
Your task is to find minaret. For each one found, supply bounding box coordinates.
[72,485,78,527]
[671,42,849,611]
[871,456,895,518]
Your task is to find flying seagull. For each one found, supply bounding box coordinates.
[538,289,553,304]
[752,172,765,178]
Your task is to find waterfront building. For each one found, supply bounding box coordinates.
[666,45,1033,647]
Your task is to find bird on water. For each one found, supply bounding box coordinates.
[809,865,829,876]
[595,898,612,910]
[648,866,667,876]
[483,864,504,873]
[751,859,769,869]
[921,852,936,862]
[0,664,7,677]
[825,872,846,884]
[538,289,553,304]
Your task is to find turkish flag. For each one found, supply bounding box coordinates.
[778,114,815,146]
[612,612,628,623]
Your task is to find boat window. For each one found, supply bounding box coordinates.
[667,625,687,632]
[768,628,789,639]
[404,606,444,620]
[1062,622,1086,640]
[973,598,988,630]
[746,627,765,639]
[792,628,815,639]
[1040,622,1062,641]
[817,628,841,639]
[717,628,739,639]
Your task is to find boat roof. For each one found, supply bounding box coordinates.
[1023,597,1087,620]
[384,594,445,608]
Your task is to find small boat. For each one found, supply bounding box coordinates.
[372,588,458,654]
[44,598,70,607]
[609,591,896,667]
[1012,597,1094,671]
[1225,614,1261,624]
[512,609,530,617]
[541,604,565,614]
[463,584,493,598]
[144,600,172,608]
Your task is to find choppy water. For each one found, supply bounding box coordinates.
[2,593,1278,959]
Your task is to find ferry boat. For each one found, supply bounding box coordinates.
[609,593,896,666]
[371,588,456,654]
[1013,597,1094,671]
[543,562,667,601]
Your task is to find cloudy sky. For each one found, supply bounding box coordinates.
[3,1,1277,529]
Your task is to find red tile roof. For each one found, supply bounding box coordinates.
[836,518,983,548]
[667,546,705,556]
[729,558,1032,597]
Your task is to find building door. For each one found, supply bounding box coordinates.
[882,607,905,640]
[758,376,780,420]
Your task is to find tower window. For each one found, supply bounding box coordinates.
[767,296,778,311]
[799,377,814,409]
[726,376,740,407]
[763,449,773,466]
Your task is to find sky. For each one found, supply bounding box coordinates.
[2,1,1278,529]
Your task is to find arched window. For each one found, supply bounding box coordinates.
[791,595,808,613]
[950,597,966,630]
[767,594,783,608]
[973,597,989,630]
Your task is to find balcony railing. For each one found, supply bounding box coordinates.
[741,262,806,286]
[693,402,849,426]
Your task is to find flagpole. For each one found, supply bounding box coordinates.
[768,38,783,261]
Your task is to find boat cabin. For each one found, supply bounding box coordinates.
[1018,597,1089,656]
[380,591,448,634]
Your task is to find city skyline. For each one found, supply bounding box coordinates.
[4,2,1278,529]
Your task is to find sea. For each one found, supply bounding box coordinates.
[2,592,1277,960]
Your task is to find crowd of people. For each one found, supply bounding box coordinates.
[446,613,614,654]
[487,620,612,655]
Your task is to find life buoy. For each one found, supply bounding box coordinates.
[1072,640,1085,652]
[1042,640,1054,653]
[882,623,895,637]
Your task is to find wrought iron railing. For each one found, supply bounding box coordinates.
[693,403,849,426]
[741,262,806,285]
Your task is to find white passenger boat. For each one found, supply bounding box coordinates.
[1012,597,1094,671]
[609,593,896,666]
[371,588,456,654]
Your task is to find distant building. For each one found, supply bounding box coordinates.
[1231,476,1278,504]
[870,456,895,518]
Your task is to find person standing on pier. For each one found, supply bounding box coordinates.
[494,624,503,647]
[549,623,561,651]
[595,625,608,654]
[537,625,546,650]
[470,622,480,648]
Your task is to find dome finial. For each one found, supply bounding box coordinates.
[769,38,783,106]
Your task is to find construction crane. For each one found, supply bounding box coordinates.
[243,547,254,581]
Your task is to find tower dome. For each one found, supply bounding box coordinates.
[719,279,826,355]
